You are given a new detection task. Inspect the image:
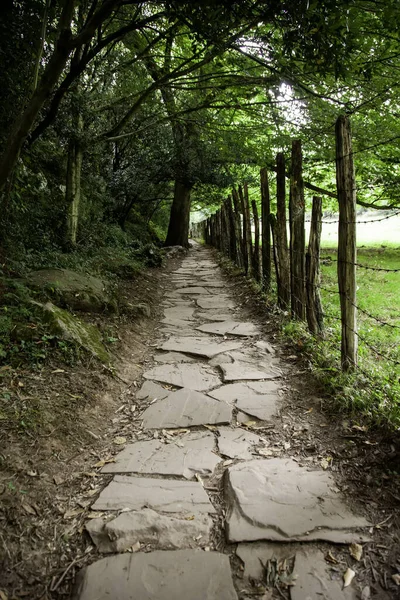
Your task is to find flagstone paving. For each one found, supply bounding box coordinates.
[74,242,371,600]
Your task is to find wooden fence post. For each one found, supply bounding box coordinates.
[306,196,323,335]
[251,199,261,281]
[275,153,290,308]
[237,186,249,273]
[260,167,271,290]
[290,140,306,320]
[225,196,237,263]
[336,115,358,370]
[232,189,244,269]
[221,202,230,257]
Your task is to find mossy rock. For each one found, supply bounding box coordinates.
[36,301,110,363]
[25,268,115,313]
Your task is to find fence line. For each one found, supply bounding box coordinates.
[192,114,400,373]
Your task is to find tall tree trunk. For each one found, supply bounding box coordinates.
[66,114,83,246]
[165,180,192,247]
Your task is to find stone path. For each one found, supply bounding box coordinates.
[74,243,370,600]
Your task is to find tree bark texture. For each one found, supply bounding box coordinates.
[336,115,358,370]
[290,140,306,320]
[260,167,271,290]
[306,196,323,335]
[251,199,261,282]
[165,180,192,247]
[275,153,290,308]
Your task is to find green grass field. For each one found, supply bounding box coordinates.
[310,247,400,427]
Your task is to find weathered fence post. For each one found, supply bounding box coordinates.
[260,167,271,290]
[275,153,290,308]
[225,196,237,263]
[251,199,261,281]
[221,202,230,257]
[290,140,306,320]
[336,115,358,370]
[306,196,323,335]
[237,186,249,273]
[243,184,253,276]
[231,189,244,269]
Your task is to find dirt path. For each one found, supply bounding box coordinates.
[66,242,398,600]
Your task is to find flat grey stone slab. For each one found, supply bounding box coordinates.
[74,550,238,600]
[196,321,260,337]
[196,297,235,310]
[86,508,212,552]
[164,307,195,321]
[225,458,370,543]
[101,432,220,479]
[197,313,235,322]
[142,388,232,429]
[136,381,171,402]
[162,318,196,329]
[143,363,221,391]
[217,428,262,460]
[154,351,195,364]
[196,281,225,288]
[175,286,211,295]
[159,336,243,359]
[221,362,281,382]
[92,475,216,514]
[209,382,280,420]
[293,548,358,600]
[236,543,357,597]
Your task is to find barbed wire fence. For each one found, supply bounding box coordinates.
[191,114,400,374]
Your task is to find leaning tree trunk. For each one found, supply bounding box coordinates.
[165,180,192,247]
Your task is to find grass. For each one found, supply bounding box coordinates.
[301,247,400,428]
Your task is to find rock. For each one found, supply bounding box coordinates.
[164,307,195,321]
[196,313,235,322]
[135,381,171,401]
[92,475,216,514]
[225,458,370,543]
[101,432,220,479]
[86,508,212,552]
[154,352,195,364]
[292,549,358,600]
[163,245,188,258]
[36,301,109,363]
[209,382,280,420]
[175,287,211,295]
[196,321,260,337]
[196,297,235,310]
[74,550,238,600]
[220,362,281,382]
[217,428,262,460]
[143,363,221,391]
[159,337,243,359]
[141,388,232,429]
[26,268,113,313]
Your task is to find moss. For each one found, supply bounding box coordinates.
[38,302,110,364]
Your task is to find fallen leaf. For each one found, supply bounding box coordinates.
[52,369,65,374]
[185,515,195,521]
[203,424,218,431]
[130,541,141,552]
[320,456,332,470]
[325,550,339,564]
[87,511,105,519]
[243,420,257,428]
[392,574,400,586]
[0,590,8,600]
[21,502,37,516]
[343,568,356,587]
[113,436,127,445]
[27,470,38,477]
[283,442,291,450]
[64,508,83,519]
[94,459,106,468]
[53,475,64,486]
[349,543,363,561]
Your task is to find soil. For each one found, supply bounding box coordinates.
[0,247,399,600]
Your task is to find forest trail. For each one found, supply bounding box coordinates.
[73,242,372,600]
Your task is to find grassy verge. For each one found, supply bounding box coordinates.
[282,247,400,429]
